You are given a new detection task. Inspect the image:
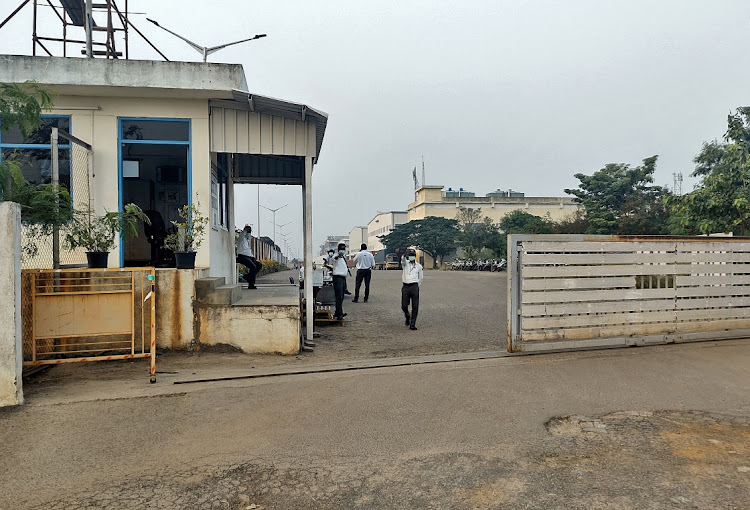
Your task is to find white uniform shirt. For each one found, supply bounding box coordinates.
[332,255,348,276]
[237,236,254,257]
[402,258,423,285]
[354,250,376,270]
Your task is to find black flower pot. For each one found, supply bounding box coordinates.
[174,251,197,269]
[86,251,109,268]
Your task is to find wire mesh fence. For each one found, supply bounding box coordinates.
[21,128,92,269]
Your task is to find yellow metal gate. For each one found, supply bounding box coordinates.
[22,267,157,382]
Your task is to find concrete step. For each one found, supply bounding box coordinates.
[195,277,226,301]
[197,283,242,306]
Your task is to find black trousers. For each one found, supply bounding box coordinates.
[401,282,420,327]
[354,268,372,301]
[333,275,347,318]
[237,254,262,288]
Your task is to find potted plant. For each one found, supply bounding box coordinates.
[65,203,150,268]
[164,200,208,269]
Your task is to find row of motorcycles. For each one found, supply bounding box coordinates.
[451,258,507,272]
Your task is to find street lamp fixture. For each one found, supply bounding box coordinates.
[260,203,288,247]
[147,18,266,62]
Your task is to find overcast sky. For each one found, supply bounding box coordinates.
[3,1,750,256]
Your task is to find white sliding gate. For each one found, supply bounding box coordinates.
[508,235,750,353]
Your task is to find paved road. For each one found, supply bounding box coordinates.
[3,339,750,509]
[293,268,508,361]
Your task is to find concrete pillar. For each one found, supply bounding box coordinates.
[0,202,23,407]
[303,156,314,342]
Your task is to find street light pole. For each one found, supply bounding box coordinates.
[259,203,288,258]
[279,232,294,260]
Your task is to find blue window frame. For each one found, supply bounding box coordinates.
[118,117,191,266]
[0,115,72,190]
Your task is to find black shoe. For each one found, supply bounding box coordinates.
[363,299,368,303]
[404,316,410,326]
[410,325,418,331]
[248,285,257,290]
[352,299,358,303]
[344,291,352,295]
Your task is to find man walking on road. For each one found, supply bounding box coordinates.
[331,242,349,320]
[401,248,423,330]
[352,243,376,303]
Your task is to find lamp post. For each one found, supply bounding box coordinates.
[259,203,288,249]
[279,232,294,260]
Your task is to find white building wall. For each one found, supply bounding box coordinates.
[52,95,233,283]
[349,226,368,255]
[367,212,408,252]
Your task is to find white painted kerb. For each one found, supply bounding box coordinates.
[0,202,23,406]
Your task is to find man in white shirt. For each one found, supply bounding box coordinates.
[352,243,376,303]
[236,225,263,289]
[401,247,423,330]
[331,242,349,320]
[325,248,352,295]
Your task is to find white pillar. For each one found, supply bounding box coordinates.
[303,156,314,342]
[0,202,23,407]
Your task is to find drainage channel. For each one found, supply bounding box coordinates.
[173,351,510,385]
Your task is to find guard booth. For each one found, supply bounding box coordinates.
[209,91,328,343]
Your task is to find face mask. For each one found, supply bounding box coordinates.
[339,250,346,256]
[245,233,251,239]
[328,252,334,257]
[408,256,416,262]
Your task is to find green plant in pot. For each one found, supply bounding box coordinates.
[65,203,150,268]
[164,200,208,269]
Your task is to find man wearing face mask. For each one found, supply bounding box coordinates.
[325,248,352,295]
[236,225,263,289]
[401,248,423,330]
[331,242,349,320]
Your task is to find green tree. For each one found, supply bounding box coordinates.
[670,108,750,235]
[1,81,71,257]
[499,210,556,234]
[380,216,459,268]
[554,209,589,234]
[455,207,486,259]
[565,156,671,235]
[481,217,507,258]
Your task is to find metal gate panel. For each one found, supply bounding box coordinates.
[508,235,750,353]
[22,267,156,382]
[34,293,132,338]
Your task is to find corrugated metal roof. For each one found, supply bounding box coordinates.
[231,90,328,161]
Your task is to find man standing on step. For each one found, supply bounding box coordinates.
[236,225,263,289]
[401,247,423,330]
[331,242,349,320]
[352,243,376,303]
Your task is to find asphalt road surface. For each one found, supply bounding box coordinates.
[5,269,750,509]
[292,268,508,360]
[3,340,750,509]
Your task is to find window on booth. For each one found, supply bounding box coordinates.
[212,154,229,230]
[0,115,72,190]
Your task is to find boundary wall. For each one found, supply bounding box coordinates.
[0,202,23,406]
